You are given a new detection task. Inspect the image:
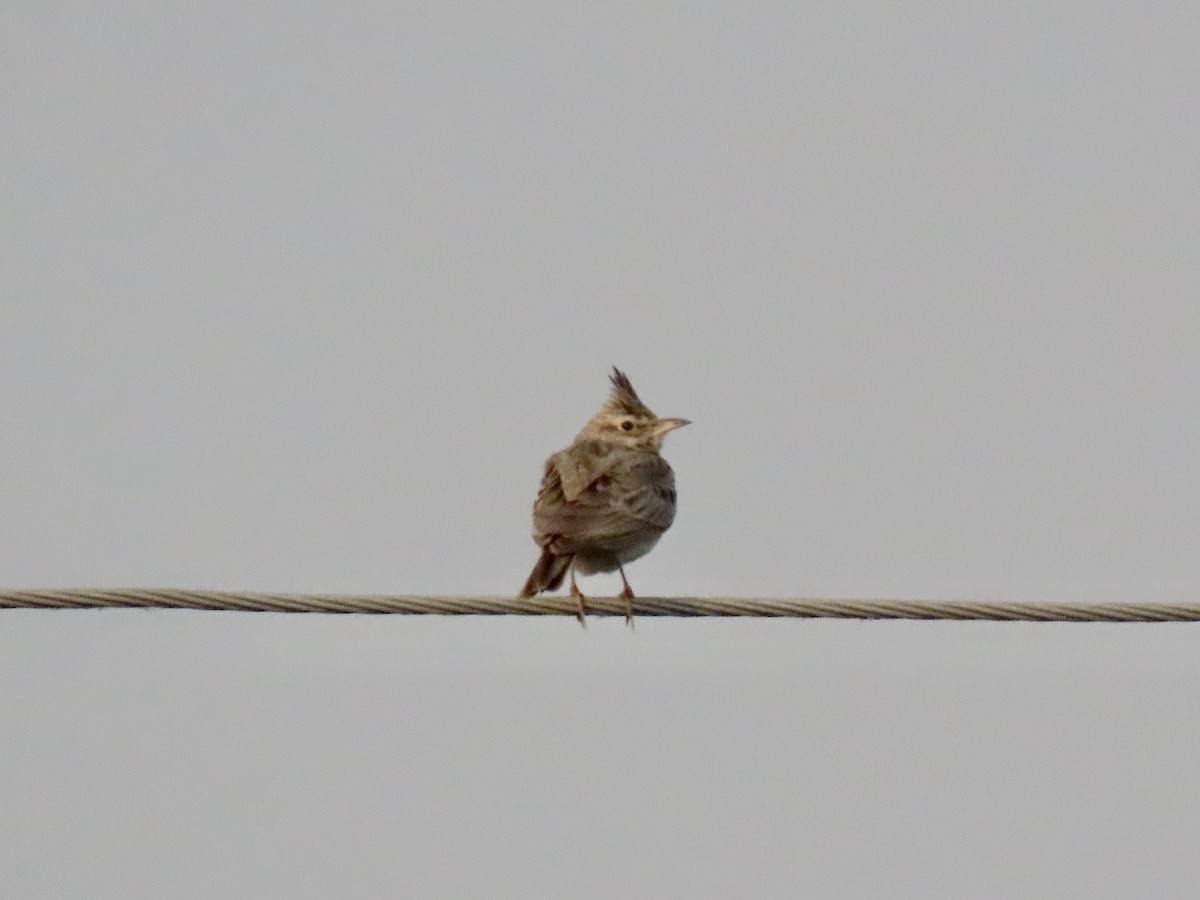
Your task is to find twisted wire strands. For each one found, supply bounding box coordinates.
[2,589,1200,622]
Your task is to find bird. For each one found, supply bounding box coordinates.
[519,367,690,627]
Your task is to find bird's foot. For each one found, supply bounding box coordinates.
[570,579,587,629]
[619,583,635,630]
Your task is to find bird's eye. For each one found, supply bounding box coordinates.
[620,420,634,431]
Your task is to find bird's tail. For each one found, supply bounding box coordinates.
[520,548,573,597]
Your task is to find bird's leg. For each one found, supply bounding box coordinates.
[569,571,587,629]
[618,566,635,629]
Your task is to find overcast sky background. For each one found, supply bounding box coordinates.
[3,3,1200,897]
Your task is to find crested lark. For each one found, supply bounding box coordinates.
[519,367,690,626]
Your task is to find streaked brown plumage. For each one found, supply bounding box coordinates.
[519,368,690,626]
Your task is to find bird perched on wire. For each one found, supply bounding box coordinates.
[519,367,690,626]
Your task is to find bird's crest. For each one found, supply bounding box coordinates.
[604,367,655,419]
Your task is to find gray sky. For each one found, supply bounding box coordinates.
[3,3,1199,897]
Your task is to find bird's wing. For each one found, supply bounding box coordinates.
[552,440,619,501]
[610,453,677,530]
[531,446,675,552]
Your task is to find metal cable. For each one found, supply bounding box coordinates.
[1,588,1199,621]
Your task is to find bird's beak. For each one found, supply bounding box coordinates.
[653,417,692,436]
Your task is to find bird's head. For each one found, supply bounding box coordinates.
[576,367,691,452]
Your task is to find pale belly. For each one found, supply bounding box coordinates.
[571,531,663,574]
